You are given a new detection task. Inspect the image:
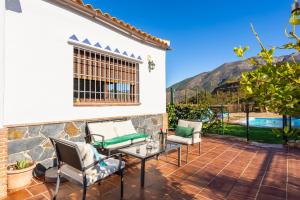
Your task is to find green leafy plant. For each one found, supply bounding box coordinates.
[14,160,31,170]
[167,104,220,135]
[233,45,249,58]
[167,104,177,128]
[272,126,300,141]
[234,24,300,117]
[233,21,300,144]
[202,119,221,136]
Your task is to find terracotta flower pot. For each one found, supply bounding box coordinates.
[7,162,35,191]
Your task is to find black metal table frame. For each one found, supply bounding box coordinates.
[118,142,181,188]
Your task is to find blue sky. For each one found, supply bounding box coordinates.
[84,0,295,87]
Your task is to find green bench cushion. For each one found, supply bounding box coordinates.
[93,133,148,148]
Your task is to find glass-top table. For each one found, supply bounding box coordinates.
[118,141,181,188]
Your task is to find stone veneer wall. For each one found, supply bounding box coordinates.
[0,128,8,199]
[7,114,163,169]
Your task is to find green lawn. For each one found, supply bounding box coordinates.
[209,124,284,144]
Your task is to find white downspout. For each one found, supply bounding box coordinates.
[0,0,5,128]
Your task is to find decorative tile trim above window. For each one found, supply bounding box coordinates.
[68,34,143,64]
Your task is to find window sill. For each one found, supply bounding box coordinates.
[73,102,141,107]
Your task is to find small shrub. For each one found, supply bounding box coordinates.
[167,104,221,134]
[167,104,177,129]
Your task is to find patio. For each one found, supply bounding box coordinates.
[5,137,300,200]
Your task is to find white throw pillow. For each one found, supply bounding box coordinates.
[178,119,189,128]
[114,120,137,137]
[187,121,202,133]
[88,122,116,141]
[75,142,97,167]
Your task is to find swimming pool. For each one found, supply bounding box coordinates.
[242,117,300,128]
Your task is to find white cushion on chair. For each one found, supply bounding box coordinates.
[61,142,125,186]
[61,158,125,186]
[106,137,146,150]
[88,122,117,141]
[114,120,137,137]
[133,137,146,143]
[178,120,189,127]
[105,140,132,150]
[76,142,101,168]
[167,135,201,145]
[86,157,125,185]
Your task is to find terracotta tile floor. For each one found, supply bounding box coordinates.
[5,137,300,200]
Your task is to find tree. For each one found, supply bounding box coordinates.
[234,24,300,117]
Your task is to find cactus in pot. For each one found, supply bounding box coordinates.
[7,159,35,191]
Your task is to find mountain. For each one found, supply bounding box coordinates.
[167,53,300,102]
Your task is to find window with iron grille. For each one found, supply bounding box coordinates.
[73,47,140,105]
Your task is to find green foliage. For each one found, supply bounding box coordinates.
[166,104,221,135]
[15,160,30,170]
[167,104,211,126]
[240,62,300,116]
[234,24,300,116]
[233,46,249,58]
[257,48,275,64]
[167,104,176,129]
[202,119,221,135]
[272,126,300,140]
[280,42,300,51]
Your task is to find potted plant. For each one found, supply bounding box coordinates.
[7,160,35,191]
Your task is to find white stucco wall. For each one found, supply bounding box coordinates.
[0,0,5,128]
[4,0,167,126]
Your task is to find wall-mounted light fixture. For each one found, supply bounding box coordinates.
[290,0,300,25]
[286,0,300,39]
[147,55,155,72]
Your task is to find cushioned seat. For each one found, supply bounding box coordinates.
[94,133,148,148]
[102,141,132,149]
[167,135,201,145]
[86,120,147,154]
[88,121,116,141]
[132,137,147,143]
[60,157,125,186]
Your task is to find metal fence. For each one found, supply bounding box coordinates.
[168,88,299,144]
[168,88,258,113]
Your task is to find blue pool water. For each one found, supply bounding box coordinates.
[242,118,300,128]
